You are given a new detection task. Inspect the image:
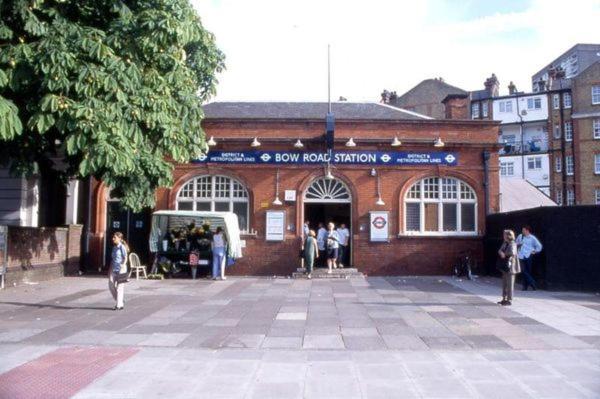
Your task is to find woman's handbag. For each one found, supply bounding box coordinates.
[116,272,129,283]
[496,257,510,273]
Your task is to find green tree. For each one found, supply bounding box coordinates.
[0,0,224,210]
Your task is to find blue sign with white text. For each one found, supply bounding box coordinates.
[192,151,458,166]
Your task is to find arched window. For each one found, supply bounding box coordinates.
[176,175,249,231]
[304,178,351,203]
[404,177,477,235]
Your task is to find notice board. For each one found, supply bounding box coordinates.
[266,211,285,241]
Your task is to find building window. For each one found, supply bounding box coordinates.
[482,101,489,117]
[596,189,600,205]
[566,155,574,175]
[592,86,600,104]
[555,157,562,173]
[499,101,512,113]
[471,103,480,119]
[567,189,575,206]
[553,124,561,139]
[552,94,560,109]
[527,156,542,170]
[176,175,249,231]
[556,190,563,206]
[596,154,600,175]
[526,97,542,110]
[500,161,515,176]
[404,177,477,235]
[564,121,573,142]
[593,119,600,139]
[563,92,572,108]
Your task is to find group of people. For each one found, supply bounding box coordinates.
[302,220,350,278]
[496,225,543,306]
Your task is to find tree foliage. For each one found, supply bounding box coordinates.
[0,0,224,210]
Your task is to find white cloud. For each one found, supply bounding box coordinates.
[192,0,600,102]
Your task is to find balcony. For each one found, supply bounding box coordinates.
[499,141,546,155]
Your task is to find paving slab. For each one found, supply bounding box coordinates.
[1,276,599,398]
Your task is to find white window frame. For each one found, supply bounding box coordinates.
[593,119,600,139]
[592,86,600,105]
[500,161,515,177]
[527,97,542,110]
[564,121,573,142]
[595,154,600,175]
[566,155,574,175]
[176,175,250,231]
[563,92,572,108]
[552,94,560,110]
[499,101,512,113]
[403,177,478,236]
[482,101,489,117]
[555,156,562,173]
[471,102,480,119]
[567,189,575,206]
[527,156,542,170]
[595,189,600,205]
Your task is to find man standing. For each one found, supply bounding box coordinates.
[337,223,350,268]
[516,225,542,291]
[316,223,327,267]
[303,220,310,240]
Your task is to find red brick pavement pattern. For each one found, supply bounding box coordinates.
[0,346,138,399]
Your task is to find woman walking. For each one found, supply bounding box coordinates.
[304,230,319,279]
[497,229,520,306]
[212,227,227,280]
[109,232,128,310]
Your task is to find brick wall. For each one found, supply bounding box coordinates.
[3,225,82,287]
[572,63,600,204]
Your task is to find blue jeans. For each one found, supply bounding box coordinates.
[521,256,536,289]
[212,247,225,278]
[338,245,347,266]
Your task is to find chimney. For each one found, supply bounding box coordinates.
[508,81,517,95]
[442,94,470,120]
[380,89,391,104]
[484,74,500,97]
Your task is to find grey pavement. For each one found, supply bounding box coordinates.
[0,275,599,398]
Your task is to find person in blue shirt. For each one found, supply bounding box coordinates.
[515,225,543,291]
[109,232,128,310]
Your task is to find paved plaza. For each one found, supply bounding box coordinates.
[0,275,599,398]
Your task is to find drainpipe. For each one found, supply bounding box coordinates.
[83,176,92,271]
[483,150,491,215]
[558,91,567,204]
[515,98,525,179]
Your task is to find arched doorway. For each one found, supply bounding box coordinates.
[303,177,352,266]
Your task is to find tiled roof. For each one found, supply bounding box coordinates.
[202,102,432,121]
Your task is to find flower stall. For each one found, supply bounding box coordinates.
[149,211,243,278]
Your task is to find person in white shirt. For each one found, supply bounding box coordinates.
[211,227,227,280]
[325,222,340,274]
[316,223,327,267]
[337,223,350,268]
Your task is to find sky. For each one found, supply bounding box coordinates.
[192,0,600,103]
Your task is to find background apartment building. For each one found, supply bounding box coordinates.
[532,44,600,205]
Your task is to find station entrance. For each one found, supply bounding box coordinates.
[303,177,352,267]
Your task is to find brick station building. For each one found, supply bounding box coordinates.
[89,101,500,276]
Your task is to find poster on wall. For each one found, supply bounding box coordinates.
[266,211,285,241]
[369,211,389,242]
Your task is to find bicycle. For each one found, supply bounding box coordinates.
[452,251,474,280]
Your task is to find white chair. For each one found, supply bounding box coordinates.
[128,253,148,279]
